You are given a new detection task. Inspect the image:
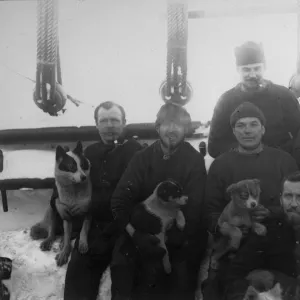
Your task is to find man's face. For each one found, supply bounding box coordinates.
[237,62,265,90]
[96,105,125,144]
[233,117,265,150]
[281,180,300,226]
[157,120,186,151]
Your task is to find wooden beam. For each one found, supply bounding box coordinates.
[186,0,297,19]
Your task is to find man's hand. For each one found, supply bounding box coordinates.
[132,230,166,259]
[250,204,270,222]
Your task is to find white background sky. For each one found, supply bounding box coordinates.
[0,0,298,129]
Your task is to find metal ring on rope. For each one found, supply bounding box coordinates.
[160,0,192,106]
[33,0,67,116]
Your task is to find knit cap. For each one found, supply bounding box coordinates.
[230,102,266,128]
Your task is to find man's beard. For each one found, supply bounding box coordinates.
[243,77,263,90]
[286,209,300,226]
[160,135,183,152]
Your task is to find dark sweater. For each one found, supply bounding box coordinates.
[84,139,142,222]
[205,146,298,234]
[208,81,300,159]
[111,140,207,237]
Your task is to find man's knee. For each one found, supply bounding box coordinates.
[68,248,91,270]
[110,262,136,297]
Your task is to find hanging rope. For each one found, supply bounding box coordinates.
[33,0,67,116]
[160,0,192,106]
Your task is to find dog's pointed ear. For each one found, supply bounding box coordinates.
[56,145,66,161]
[244,285,259,299]
[253,179,260,185]
[73,141,83,154]
[226,183,238,194]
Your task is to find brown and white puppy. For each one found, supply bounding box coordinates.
[31,141,92,266]
[211,179,267,268]
[130,179,188,274]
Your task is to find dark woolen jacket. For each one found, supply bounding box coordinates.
[205,146,298,234]
[110,140,208,283]
[208,81,300,159]
[84,139,143,222]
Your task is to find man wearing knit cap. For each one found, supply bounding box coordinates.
[110,102,208,300]
[208,41,300,165]
[203,102,298,300]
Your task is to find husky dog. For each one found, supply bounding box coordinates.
[211,179,267,269]
[130,179,188,274]
[30,141,92,266]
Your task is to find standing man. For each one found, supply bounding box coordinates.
[110,102,208,300]
[63,101,142,300]
[208,41,300,161]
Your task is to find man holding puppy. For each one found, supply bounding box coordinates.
[110,102,208,300]
[223,171,300,300]
[204,102,298,299]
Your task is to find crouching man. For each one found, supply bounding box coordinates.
[110,102,208,300]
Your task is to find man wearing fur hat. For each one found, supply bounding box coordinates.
[110,102,208,300]
[204,102,298,299]
[208,41,300,164]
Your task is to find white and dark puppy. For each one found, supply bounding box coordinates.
[130,179,188,274]
[30,141,92,266]
[211,179,267,269]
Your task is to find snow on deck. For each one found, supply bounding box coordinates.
[0,229,111,300]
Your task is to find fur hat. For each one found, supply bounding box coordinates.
[235,41,265,66]
[155,102,191,130]
[230,102,266,128]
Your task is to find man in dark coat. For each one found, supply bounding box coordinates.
[204,102,298,300]
[110,102,208,300]
[208,41,300,162]
[222,171,300,300]
[63,101,142,300]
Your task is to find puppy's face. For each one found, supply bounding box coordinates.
[155,179,188,207]
[243,283,283,300]
[55,141,90,184]
[227,179,261,210]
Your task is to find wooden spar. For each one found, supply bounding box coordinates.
[187,0,297,19]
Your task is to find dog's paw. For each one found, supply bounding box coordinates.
[254,224,267,236]
[40,238,54,251]
[230,239,241,250]
[210,258,219,270]
[195,289,204,300]
[78,239,89,254]
[164,263,172,274]
[55,247,71,267]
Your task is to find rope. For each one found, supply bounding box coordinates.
[297,0,300,74]
[167,2,188,95]
[35,0,64,116]
[161,0,191,105]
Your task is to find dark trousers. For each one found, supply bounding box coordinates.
[111,232,207,300]
[64,222,117,300]
[203,218,297,300]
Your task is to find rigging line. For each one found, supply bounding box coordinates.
[1,62,96,109]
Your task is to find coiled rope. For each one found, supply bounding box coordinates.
[34,0,67,116]
[160,0,192,106]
